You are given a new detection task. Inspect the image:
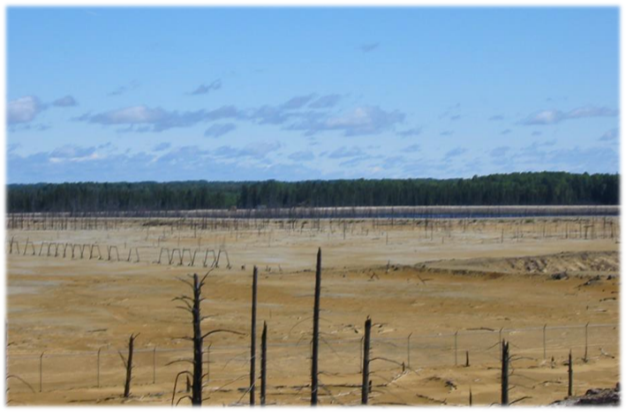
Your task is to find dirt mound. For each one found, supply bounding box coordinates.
[423,251,619,277]
[552,384,620,406]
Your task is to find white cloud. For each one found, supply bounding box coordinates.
[8,96,45,125]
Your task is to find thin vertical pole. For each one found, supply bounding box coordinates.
[250,266,258,406]
[261,322,267,406]
[568,350,573,397]
[543,324,547,360]
[454,331,458,366]
[407,333,412,369]
[39,351,44,392]
[311,248,322,406]
[584,323,589,362]
[153,346,157,384]
[97,348,102,388]
[361,317,371,405]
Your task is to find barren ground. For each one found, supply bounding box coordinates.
[6,216,620,406]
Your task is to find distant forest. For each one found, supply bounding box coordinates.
[6,172,619,213]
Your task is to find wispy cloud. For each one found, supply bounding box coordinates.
[49,145,100,162]
[153,142,171,152]
[189,79,222,95]
[290,106,405,137]
[500,129,512,135]
[214,141,281,160]
[397,127,422,137]
[403,144,420,153]
[280,94,316,110]
[75,105,243,132]
[489,115,504,121]
[490,146,510,157]
[288,150,315,161]
[328,146,365,159]
[52,95,78,107]
[440,130,454,136]
[108,80,140,96]
[309,94,341,109]
[598,128,619,142]
[521,106,618,125]
[444,147,467,160]
[359,43,379,53]
[8,96,46,125]
[204,123,236,138]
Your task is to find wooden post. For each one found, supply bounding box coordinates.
[311,248,322,406]
[568,350,573,397]
[407,333,412,369]
[191,274,203,406]
[261,322,267,406]
[583,323,589,362]
[39,351,44,392]
[361,317,372,405]
[465,350,470,367]
[153,346,157,384]
[469,388,473,406]
[250,266,258,406]
[97,348,102,388]
[501,340,509,406]
[454,331,458,366]
[543,324,547,360]
[123,334,137,398]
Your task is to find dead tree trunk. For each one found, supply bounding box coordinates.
[121,333,139,398]
[191,274,203,406]
[250,266,258,406]
[311,248,322,406]
[261,321,267,406]
[501,340,509,406]
[361,317,372,405]
[568,350,573,397]
[172,273,245,407]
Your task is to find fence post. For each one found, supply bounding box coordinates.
[250,266,258,406]
[261,322,267,406]
[501,341,509,406]
[97,348,102,388]
[361,317,372,405]
[311,248,322,406]
[152,346,157,384]
[407,333,412,369]
[465,351,470,367]
[39,351,44,392]
[543,324,547,360]
[583,323,589,363]
[454,331,458,366]
[568,350,573,397]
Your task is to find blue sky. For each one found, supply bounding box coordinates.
[7,7,620,183]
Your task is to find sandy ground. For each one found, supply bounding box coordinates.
[5,216,620,406]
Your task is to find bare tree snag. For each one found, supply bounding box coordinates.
[250,266,258,406]
[311,248,322,406]
[361,316,372,405]
[261,321,267,406]
[120,333,139,398]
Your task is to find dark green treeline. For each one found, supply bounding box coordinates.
[7,172,619,213]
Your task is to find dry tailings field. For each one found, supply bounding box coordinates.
[6,215,620,406]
